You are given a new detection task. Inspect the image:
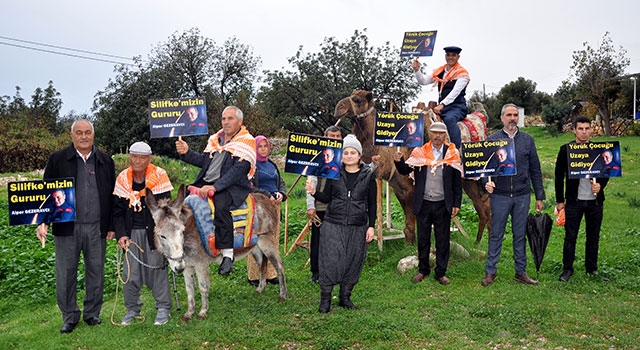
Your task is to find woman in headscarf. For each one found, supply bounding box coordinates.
[246,135,286,286]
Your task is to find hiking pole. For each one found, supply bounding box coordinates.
[171,270,181,310]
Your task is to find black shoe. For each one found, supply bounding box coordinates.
[266,277,279,285]
[218,257,234,275]
[84,316,102,326]
[60,322,78,333]
[587,271,611,282]
[338,298,357,309]
[248,279,259,286]
[309,273,319,283]
[559,270,573,282]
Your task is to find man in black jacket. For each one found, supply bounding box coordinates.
[555,116,610,282]
[113,141,174,325]
[394,122,462,285]
[36,119,116,333]
[175,106,255,275]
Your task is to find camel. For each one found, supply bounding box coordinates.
[334,90,491,243]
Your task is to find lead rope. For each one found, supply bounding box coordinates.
[110,241,157,326]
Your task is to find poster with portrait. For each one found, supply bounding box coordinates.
[148,97,208,138]
[284,132,343,179]
[566,141,622,178]
[8,178,75,226]
[400,30,438,57]
[373,112,424,147]
[461,139,516,178]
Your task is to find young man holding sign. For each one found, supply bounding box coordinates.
[555,116,610,282]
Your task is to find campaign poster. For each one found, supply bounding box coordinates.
[374,112,424,147]
[284,132,343,179]
[8,178,75,226]
[566,141,622,179]
[148,97,208,138]
[461,139,516,178]
[400,30,438,57]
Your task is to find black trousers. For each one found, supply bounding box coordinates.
[416,200,450,278]
[563,200,603,273]
[213,190,234,250]
[310,211,325,275]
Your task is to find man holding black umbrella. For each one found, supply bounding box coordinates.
[555,116,610,282]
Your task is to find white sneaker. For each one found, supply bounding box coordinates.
[154,308,170,325]
[121,310,139,325]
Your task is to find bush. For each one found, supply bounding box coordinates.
[541,100,573,131]
[0,116,68,172]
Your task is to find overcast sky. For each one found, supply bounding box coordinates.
[2,0,639,117]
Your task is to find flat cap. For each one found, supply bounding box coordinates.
[129,141,152,155]
[429,122,448,133]
[443,46,462,54]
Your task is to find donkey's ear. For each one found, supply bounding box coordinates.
[174,184,186,205]
[145,187,157,210]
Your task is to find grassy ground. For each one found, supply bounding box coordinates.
[1,128,639,349]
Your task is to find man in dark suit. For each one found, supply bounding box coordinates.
[394,122,462,285]
[36,119,116,333]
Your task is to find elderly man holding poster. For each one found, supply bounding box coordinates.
[36,119,116,333]
[175,105,256,276]
[555,116,610,282]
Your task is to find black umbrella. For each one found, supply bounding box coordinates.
[526,212,553,279]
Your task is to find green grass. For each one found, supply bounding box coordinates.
[2,131,640,349]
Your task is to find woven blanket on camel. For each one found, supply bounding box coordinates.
[459,111,487,142]
[184,194,259,257]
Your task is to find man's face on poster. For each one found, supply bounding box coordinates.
[603,150,613,164]
[186,107,198,122]
[323,149,335,163]
[497,148,507,162]
[52,190,66,207]
[407,122,417,135]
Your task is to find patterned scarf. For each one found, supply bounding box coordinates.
[405,140,463,175]
[255,135,269,163]
[113,164,174,210]
[431,62,470,98]
[203,125,256,177]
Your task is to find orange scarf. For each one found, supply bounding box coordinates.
[431,62,470,98]
[405,141,463,175]
[203,125,256,177]
[113,164,173,210]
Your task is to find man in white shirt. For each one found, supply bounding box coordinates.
[412,46,470,148]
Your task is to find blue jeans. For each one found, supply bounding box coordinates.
[485,193,530,275]
[441,102,468,148]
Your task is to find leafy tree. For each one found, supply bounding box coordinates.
[257,29,421,135]
[569,32,630,135]
[0,86,27,117]
[93,28,261,157]
[29,80,62,131]
[542,99,573,132]
[494,77,550,115]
